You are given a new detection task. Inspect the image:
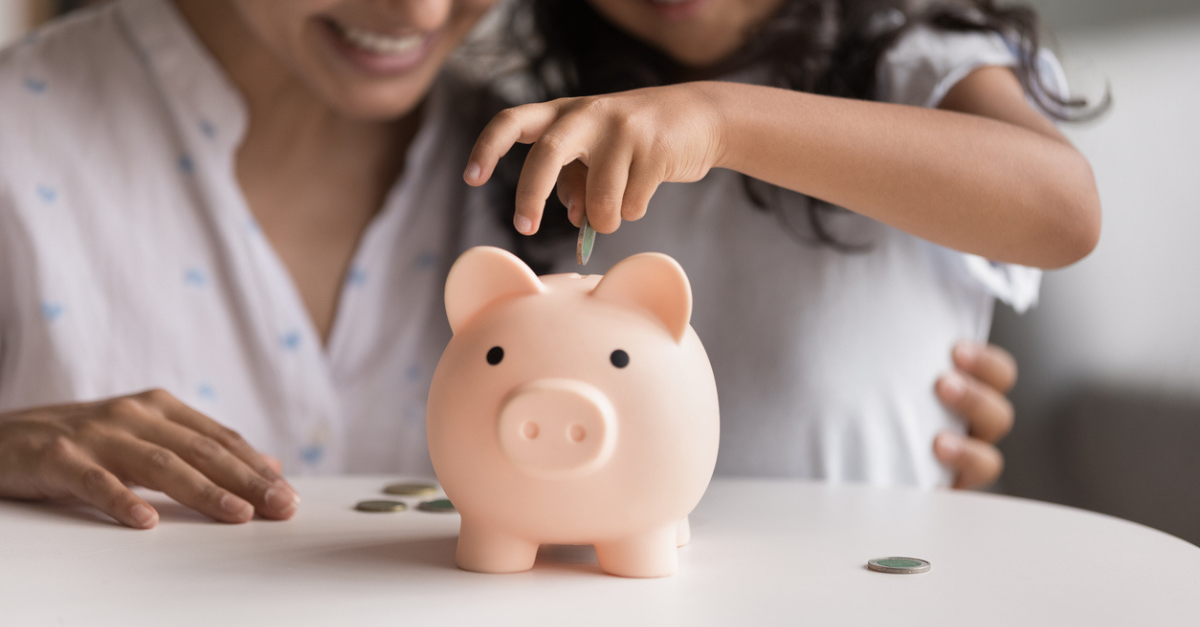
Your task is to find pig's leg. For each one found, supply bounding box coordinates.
[594,525,678,578]
[455,517,539,574]
[676,516,691,548]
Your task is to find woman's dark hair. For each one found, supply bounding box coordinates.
[495,0,1109,257]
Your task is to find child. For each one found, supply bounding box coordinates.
[466,0,1103,487]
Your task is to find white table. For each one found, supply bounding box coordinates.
[2,476,1197,626]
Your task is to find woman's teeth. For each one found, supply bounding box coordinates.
[338,24,424,55]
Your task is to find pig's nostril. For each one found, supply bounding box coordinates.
[569,424,586,442]
[522,422,539,439]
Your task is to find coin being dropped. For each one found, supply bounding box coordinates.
[417,498,456,513]
[355,499,407,513]
[383,482,438,497]
[576,213,596,266]
[867,557,931,574]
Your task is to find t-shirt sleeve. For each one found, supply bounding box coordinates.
[878,24,1069,313]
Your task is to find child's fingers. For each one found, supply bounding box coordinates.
[133,419,298,520]
[465,103,566,187]
[620,157,661,223]
[952,341,1018,393]
[514,119,593,234]
[934,432,1005,490]
[584,144,633,234]
[100,435,255,524]
[556,160,589,227]
[935,370,1014,444]
[45,439,158,529]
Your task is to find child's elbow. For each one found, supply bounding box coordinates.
[1045,158,1102,269]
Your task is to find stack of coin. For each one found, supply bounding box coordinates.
[417,498,455,513]
[383,482,438,497]
[867,557,931,574]
[355,500,407,513]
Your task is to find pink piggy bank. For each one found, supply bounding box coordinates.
[426,246,720,578]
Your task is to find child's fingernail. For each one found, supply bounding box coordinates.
[130,504,157,528]
[936,433,964,460]
[954,342,981,365]
[464,162,481,181]
[939,371,967,401]
[515,215,533,234]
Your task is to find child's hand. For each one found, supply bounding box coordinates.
[933,342,1018,489]
[464,84,726,235]
[0,389,299,528]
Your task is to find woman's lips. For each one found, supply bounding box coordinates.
[320,18,438,77]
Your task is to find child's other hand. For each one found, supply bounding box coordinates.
[933,342,1018,490]
[464,84,726,235]
[0,389,299,528]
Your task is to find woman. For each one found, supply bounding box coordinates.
[0,0,1017,529]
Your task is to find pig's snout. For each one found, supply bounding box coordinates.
[497,379,617,479]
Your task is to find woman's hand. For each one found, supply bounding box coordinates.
[0,389,299,528]
[933,342,1018,489]
[463,83,726,235]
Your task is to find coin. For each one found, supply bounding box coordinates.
[417,498,456,513]
[867,557,931,574]
[355,499,407,513]
[382,482,438,497]
[576,214,596,266]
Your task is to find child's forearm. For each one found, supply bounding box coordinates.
[700,80,1101,269]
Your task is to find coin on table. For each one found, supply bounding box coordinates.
[867,557,931,574]
[355,499,408,513]
[382,482,438,497]
[417,498,456,513]
[576,214,596,266]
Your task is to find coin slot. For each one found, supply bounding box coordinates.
[522,421,539,439]
[569,424,586,442]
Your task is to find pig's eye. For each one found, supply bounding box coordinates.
[486,346,504,365]
[610,349,629,369]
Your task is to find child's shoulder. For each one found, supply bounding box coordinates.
[877,24,1017,108]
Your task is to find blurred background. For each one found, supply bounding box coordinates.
[2,0,1197,544]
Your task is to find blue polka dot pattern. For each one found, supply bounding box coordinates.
[280,331,302,351]
[347,267,367,287]
[23,77,46,94]
[406,365,422,383]
[300,445,324,465]
[178,155,195,173]
[416,252,438,269]
[199,119,217,139]
[35,185,56,204]
[197,383,217,400]
[184,267,208,287]
[40,302,64,322]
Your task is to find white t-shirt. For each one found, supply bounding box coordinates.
[529,25,1062,487]
[0,0,495,475]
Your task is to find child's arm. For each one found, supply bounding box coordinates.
[465,67,1100,269]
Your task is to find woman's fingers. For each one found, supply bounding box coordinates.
[465,102,566,187]
[556,160,589,227]
[44,437,158,529]
[952,341,1018,393]
[933,432,1005,490]
[134,419,297,520]
[100,435,255,524]
[146,391,293,490]
[935,370,1015,444]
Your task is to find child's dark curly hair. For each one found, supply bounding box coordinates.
[494,0,1109,260]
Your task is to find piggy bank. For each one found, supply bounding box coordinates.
[426,246,719,578]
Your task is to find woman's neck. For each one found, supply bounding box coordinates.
[175,0,419,192]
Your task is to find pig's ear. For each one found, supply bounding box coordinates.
[445,247,543,334]
[591,253,692,344]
